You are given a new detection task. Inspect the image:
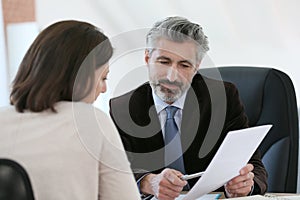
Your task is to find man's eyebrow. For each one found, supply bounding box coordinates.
[179,60,194,66]
[156,56,195,66]
[156,56,171,61]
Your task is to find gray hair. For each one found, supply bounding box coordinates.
[146,16,209,62]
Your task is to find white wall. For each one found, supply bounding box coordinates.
[6,22,39,83]
[0,2,9,107]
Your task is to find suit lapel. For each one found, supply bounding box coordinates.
[181,83,202,156]
[129,84,165,152]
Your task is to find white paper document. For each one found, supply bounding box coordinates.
[183,125,272,200]
[151,193,221,200]
[227,194,300,199]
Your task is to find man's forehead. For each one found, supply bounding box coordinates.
[152,39,198,62]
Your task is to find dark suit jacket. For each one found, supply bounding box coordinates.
[109,73,267,194]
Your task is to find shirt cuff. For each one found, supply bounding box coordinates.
[248,184,255,196]
[137,173,153,199]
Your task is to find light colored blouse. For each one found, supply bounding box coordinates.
[0,101,140,200]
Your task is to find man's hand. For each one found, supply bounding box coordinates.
[140,168,187,200]
[224,164,255,198]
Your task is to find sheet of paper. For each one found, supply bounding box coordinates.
[227,194,300,199]
[183,125,272,200]
[151,193,221,200]
[227,195,268,199]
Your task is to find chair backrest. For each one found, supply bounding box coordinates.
[0,158,35,200]
[200,66,299,193]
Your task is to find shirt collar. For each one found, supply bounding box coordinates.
[152,89,187,114]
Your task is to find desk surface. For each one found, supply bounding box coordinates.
[178,192,300,199]
[225,193,300,199]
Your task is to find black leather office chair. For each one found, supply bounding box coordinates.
[0,158,35,200]
[200,66,299,193]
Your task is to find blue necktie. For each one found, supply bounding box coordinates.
[164,106,186,174]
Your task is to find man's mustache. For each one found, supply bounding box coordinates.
[157,79,183,88]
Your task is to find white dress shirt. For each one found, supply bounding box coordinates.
[152,90,188,139]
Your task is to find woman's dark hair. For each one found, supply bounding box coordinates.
[10,20,113,112]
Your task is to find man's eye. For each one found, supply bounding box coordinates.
[158,60,170,65]
[180,63,192,68]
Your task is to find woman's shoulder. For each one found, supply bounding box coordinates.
[0,105,19,121]
[56,101,107,116]
[0,105,15,113]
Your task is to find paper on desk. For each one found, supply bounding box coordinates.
[151,193,221,200]
[227,194,300,199]
[183,125,272,200]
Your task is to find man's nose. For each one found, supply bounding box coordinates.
[166,65,178,82]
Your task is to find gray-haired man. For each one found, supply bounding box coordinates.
[110,16,267,200]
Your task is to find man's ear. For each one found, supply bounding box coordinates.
[195,61,201,71]
[145,49,150,64]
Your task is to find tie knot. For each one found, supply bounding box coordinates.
[166,106,178,119]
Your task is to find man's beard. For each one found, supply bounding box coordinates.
[150,79,189,103]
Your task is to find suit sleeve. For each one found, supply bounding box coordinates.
[109,98,151,182]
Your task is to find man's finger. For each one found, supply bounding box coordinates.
[240,164,254,175]
[163,169,187,187]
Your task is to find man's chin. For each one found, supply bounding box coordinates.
[156,89,181,103]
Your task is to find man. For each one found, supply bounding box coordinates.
[110,16,267,200]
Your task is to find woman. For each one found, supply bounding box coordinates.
[0,20,140,199]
